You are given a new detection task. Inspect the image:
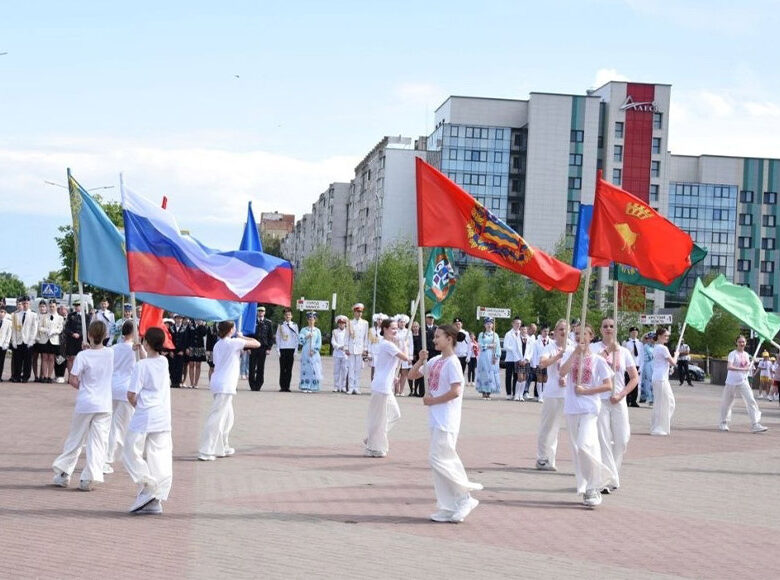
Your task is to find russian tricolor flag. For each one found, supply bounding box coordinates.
[121,183,293,306]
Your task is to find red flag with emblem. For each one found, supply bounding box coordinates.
[589,173,692,285]
[416,158,580,293]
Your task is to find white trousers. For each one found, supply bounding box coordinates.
[429,428,483,512]
[106,399,134,464]
[597,399,630,488]
[52,411,111,483]
[333,356,348,391]
[566,413,614,494]
[720,381,762,426]
[365,392,400,454]
[536,397,565,467]
[651,379,676,435]
[123,430,173,501]
[347,354,364,393]
[199,393,235,457]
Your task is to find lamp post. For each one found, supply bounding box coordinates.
[371,190,381,317]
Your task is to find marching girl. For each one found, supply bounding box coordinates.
[368,313,385,381]
[719,335,767,433]
[475,317,501,399]
[364,318,410,457]
[650,327,677,436]
[559,323,615,507]
[298,312,322,392]
[593,318,638,492]
[331,315,349,392]
[394,314,413,396]
[409,324,483,523]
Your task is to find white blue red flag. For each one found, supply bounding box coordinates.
[121,183,293,306]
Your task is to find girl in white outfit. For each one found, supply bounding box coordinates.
[593,318,638,492]
[559,323,615,508]
[331,315,349,392]
[410,324,483,523]
[364,319,410,457]
[52,321,114,491]
[394,315,413,396]
[650,327,677,436]
[720,335,767,433]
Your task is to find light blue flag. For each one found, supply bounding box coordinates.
[68,174,243,321]
[239,202,262,335]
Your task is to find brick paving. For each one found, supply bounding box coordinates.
[2,356,779,579]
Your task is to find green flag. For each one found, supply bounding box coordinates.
[424,247,458,319]
[684,278,714,332]
[612,244,708,293]
[700,274,780,342]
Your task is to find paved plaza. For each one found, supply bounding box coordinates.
[2,356,779,579]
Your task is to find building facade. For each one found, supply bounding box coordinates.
[260,212,295,239]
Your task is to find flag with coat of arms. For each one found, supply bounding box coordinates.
[424,247,458,319]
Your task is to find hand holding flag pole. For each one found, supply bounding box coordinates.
[749,340,764,377]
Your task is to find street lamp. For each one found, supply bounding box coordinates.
[371,190,381,317]
[44,180,115,192]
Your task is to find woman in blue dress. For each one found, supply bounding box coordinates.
[298,312,322,392]
[641,332,655,405]
[475,318,501,399]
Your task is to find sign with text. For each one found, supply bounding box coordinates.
[476,306,511,319]
[296,299,330,311]
[639,314,672,325]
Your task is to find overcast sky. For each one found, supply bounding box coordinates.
[2,0,779,285]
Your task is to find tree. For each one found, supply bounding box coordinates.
[0,272,26,300]
[261,233,282,257]
[359,242,418,318]
[438,265,491,333]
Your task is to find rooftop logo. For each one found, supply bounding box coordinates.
[619,95,659,113]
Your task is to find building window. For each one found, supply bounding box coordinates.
[465,127,473,138]
[711,255,727,268]
[449,149,458,160]
[598,135,604,148]
[739,236,752,249]
[466,127,488,139]
[649,184,659,201]
[650,161,660,177]
[491,197,500,209]
[653,112,663,129]
[760,284,774,297]
[511,179,520,193]
[652,137,661,154]
[738,259,751,271]
[493,175,502,187]
[569,153,583,166]
[613,145,623,162]
[764,214,776,227]
[674,207,698,219]
[740,190,754,203]
[495,128,504,140]
[447,172,457,182]
[712,232,728,244]
[713,209,729,221]
[761,260,775,273]
[568,176,582,190]
[570,129,584,143]
[764,191,777,204]
[567,200,580,213]
[494,151,503,163]
[450,126,459,137]
[762,237,776,250]
[739,213,753,225]
[612,168,621,185]
[614,122,624,138]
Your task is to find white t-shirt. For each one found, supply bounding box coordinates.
[210,337,246,394]
[128,356,171,433]
[425,354,464,432]
[111,341,136,401]
[592,342,632,400]
[539,341,574,399]
[370,339,402,394]
[563,351,613,416]
[71,347,114,414]
[726,350,752,385]
[652,344,672,381]
[758,359,773,378]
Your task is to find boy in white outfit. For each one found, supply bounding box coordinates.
[123,327,172,514]
[720,335,767,433]
[331,315,349,392]
[52,320,114,491]
[198,321,260,461]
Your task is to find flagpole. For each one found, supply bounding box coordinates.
[417,247,426,344]
[77,280,88,345]
[68,167,88,343]
[576,258,592,388]
[750,340,764,377]
[565,293,573,327]
[612,279,618,326]
[674,322,687,357]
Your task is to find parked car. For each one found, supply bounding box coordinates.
[670,363,705,382]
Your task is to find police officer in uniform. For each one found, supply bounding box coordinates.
[248,306,275,391]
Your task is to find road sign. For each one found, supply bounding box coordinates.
[476,306,511,319]
[40,282,62,299]
[296,299,330,311]
[639,314,672,325]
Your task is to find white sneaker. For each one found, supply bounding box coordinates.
[52,472,70,488]
[718,423,729,432]
[136,499,163,515]
[55,377,65,384]
[129,487,157,512]
[430,509,454,522]
[535,459,557,471]
[752,424,768,433]
[103,464,114,474]
[583,489,602,507]
[363,449,387,458]
[450,497,479,522]
[512,395,520,401]
[197,454,216,461]
[219,447,236,458]
[78,479,93,492]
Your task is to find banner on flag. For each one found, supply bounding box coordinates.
[424,247,458,319]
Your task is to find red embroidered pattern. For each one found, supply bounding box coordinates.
[570,353,593,385]
[429,358,447,394]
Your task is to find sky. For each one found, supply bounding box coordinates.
[2,0,780,286]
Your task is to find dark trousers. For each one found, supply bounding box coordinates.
[0,348,6,380]
[170,353,185,386]
[626,368,639,405]
[505,361,517,396]
[407,376,425,397]
[677,360,692,385]
[279,349,295,391]
[458,356,467,373]
[11,344,32,382]
[467,358,476,383]
[54,357,66,378]
[249,349,268,391]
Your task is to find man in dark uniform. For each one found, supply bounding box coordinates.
[425,312,439,357]
[170,314,190,388]
[248,306,275,391]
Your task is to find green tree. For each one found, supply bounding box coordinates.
[261,233,282,257]
[675,306,741,358]
[0,272,26,300]
[359,242,418,318]
[439,265,491,333]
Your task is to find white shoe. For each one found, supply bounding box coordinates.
[52,472,70,488]
[218,447,235,458]
[718,423,729,432]
[103,464,114,474]
[506,395,513,400]
[129,489,156,513]
[752,424,768,433]
[197,454,216,461]
[55,377,65,384]
[583,489,602,507]
[513,395,520,401]
[363,449,387,458]
[450,497,479,522]
[430,509,454,522]
[136,499,163,515]
[78,479,93,492]
[535,459,557,471]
